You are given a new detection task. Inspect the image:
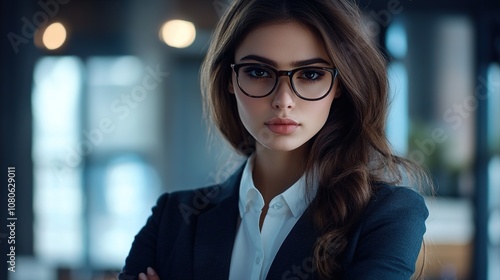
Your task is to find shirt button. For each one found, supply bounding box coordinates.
[272,202,283,210]
[255,257,261,264]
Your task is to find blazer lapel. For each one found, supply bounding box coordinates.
[266,209,319,280]
[193,166,243,280]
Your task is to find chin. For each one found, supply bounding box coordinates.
[257,139,308,153]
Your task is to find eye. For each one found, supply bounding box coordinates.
[243,66,272,79]
[298,69,326,81]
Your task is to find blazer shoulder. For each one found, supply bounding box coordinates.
[367,184,428,217]
[342,184,429,279]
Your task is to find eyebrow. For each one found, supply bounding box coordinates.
[239,55,331,67]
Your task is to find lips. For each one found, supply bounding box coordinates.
[265,118,299,134]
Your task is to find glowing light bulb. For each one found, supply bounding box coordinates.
[160,20,196,48]
[42,22,67,50]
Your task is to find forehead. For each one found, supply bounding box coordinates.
[234,21,331,66]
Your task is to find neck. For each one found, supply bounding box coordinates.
[252,143,307,205]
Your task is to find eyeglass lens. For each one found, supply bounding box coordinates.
[236,64,333,99]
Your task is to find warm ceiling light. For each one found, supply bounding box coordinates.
[42,22,67,50]
[160,20,196,48]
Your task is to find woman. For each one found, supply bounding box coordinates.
[120,0,429,279]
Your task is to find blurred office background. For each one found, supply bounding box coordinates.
[0,0,499,279]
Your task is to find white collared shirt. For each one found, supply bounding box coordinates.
[228,155,316,280]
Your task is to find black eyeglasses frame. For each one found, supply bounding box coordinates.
[230,63,339,101]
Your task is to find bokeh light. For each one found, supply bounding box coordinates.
[160,19,196,48]
[42,22,67,50]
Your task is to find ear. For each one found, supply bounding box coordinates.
[333,82,342,99]
[334,88,341,99]
[228,79,235,94]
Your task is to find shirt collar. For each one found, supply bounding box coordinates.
[280,175,311,218]
[238,154,317,218]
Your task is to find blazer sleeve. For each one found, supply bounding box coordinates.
[343,187,429,280]
[118,193,170,280]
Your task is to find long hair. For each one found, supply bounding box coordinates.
[200,0,429,278]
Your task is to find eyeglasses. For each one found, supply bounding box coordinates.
[230,63,338,101]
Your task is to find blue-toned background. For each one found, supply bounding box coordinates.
[1,0,499,279]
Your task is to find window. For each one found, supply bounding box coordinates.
[32,56,84,265]
[32,55,162,270]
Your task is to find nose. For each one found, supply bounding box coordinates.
[271,76,296,109]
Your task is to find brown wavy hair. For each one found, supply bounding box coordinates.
[200,0,429,278]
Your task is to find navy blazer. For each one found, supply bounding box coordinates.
[120,166,428,280]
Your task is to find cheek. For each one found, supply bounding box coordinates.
[311,86,337,120]
[235,94,266,124]
[311,98,334,122]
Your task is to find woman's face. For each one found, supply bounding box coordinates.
[230,21,338,152]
